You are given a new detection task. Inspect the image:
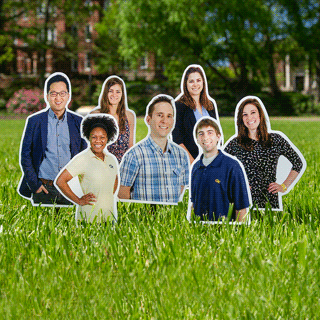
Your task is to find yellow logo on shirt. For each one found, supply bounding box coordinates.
[215,179,220,184]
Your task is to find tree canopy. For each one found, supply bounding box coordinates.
[94,0,317,99]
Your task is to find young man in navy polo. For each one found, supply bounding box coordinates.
[190,117,250,222]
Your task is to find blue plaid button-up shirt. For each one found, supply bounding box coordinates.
[120,136,189,203]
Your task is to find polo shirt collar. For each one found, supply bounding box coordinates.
[88,148,107,161]
[199,150,223,168]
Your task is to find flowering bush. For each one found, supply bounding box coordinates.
[6,88,46,114]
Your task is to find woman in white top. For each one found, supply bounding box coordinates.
[56,115,119,222]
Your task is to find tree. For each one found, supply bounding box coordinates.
[93,1,124,74]
[280,0,320,100]
[0,0,32,71]
[1,0,94,83]
[112,0,293,98]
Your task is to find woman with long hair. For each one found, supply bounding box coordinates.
[172,64,220,163]
[224,97,305,209]
[91,76,135,162]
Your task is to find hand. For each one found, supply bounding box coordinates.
[36,185,48,194]
[268,182,285,194]
[78,192,97,206]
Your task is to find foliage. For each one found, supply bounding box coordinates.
[278,0,320,97]
[0,118,319,318]
[287,92,320,115]
[93,1,124,74]
[1,0,94,78]
[6,88,46,114]
[107,0,294,96]
[0,35,14,65]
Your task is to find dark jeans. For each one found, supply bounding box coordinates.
[32,183,73,206]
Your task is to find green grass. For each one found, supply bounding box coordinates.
[0,118,319,319]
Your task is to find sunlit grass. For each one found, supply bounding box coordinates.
[0,118,319,318]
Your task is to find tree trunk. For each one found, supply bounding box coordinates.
[38,0,51,87]
[266,35,280,97]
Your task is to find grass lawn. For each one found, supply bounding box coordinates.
[0,117,319,319]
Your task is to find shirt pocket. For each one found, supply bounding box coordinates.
[172,167,182,184]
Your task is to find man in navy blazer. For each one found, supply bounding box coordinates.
[18,73,87,204]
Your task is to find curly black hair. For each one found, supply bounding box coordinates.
[82,115,118,143]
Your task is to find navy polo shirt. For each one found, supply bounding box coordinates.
[191,151,250,221]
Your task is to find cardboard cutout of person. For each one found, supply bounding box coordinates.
[54,114,119,223]
[118,94,189,205]
[17,72,87,207]
[222,96,306,211]
[90,75,136,163]
[172,64,223,164]
[187,117,251,224]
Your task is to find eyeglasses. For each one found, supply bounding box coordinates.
[49,91,68,98]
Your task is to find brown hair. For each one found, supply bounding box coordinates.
[100,77,126,132]
[195,118,221,137]
[178,66,213,111]
[147,95,174,117]
[237,98,271,150]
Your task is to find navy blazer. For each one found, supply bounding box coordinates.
[18,109,87,198]
[172,101,217,160]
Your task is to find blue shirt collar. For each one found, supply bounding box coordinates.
[146,135,172,154]
[48,107,67,121]
[199,150,222,168]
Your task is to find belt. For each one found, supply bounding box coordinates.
[40,178,54,186]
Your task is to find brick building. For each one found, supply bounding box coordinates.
[11,0,157,80]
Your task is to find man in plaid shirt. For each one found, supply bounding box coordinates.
[118,95,189,204]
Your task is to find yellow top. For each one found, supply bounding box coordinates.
[66,148,118,222]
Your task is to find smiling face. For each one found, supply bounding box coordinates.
[47,81,69,117]
[107,83,122,107]
[89,127,108,156]
[186,72,203,98]
[242,103,261,133]
[146,101,174,139]
[197,126,221,157]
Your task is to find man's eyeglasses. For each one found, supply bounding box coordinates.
[49,91,68,98]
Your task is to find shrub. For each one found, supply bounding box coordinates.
[6,88,46,114]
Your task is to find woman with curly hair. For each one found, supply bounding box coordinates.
[224,97,305,209]
[172,64,220,163]
[55,115,119,222]
[91,76,135,163]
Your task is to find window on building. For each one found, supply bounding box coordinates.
[71,58,78,72]
[47,28,56,43]
[295,75,304,92]
[140,54,148,70]
[71,25,78,38]
[85,25,92,42]
[37,28,56,43]
[36,2,57,17]
[85,53,91,71]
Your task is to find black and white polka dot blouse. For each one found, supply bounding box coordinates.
[224,133,303,209]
